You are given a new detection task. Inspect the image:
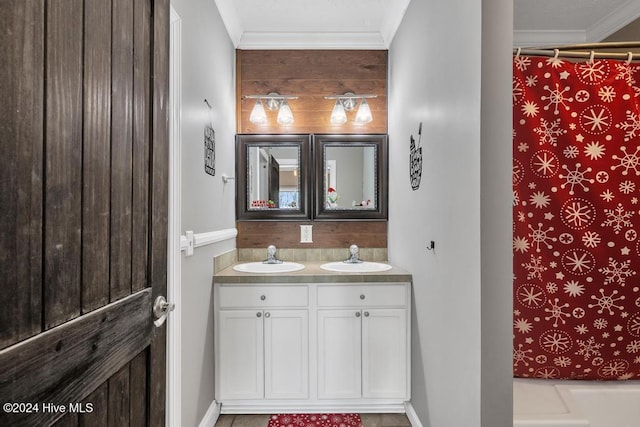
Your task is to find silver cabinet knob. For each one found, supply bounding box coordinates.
[265,312,270,318]
[364,311,370,317]
[256,312,262,318]
[260,295,266,301]
[355,311,361,317]
[360,294,365,300]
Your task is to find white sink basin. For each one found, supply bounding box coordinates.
[233,261,305,273]
[320,261,392,273]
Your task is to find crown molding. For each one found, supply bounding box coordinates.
[587,0,640,42]
[237,31,387,50]
[514,1,640,48]
[513,30,586,48]
[214,0,243,47]
[379,0,411,47]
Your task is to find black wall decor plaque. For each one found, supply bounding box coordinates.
[204,124,215,176]
[409,122,423,190]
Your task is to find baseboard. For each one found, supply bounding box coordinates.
[199,400,221,427]
[404,402,424,427]
[220,401,406,414]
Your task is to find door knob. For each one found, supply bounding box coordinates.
[153,296,175,327]
[355,311,361,317]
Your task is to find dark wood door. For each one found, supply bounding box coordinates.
[269,155,280,207]
[0,0,169,425]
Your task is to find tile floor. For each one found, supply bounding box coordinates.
[214,413,411,427]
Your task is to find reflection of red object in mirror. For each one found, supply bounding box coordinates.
[251,200,270,208]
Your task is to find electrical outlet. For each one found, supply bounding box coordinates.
[300,225,313,243]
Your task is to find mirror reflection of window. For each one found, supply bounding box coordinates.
[247,145,300,210]
[324,145,377,210]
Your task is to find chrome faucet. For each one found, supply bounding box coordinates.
[263,244,283,264]
[344,244,363,264]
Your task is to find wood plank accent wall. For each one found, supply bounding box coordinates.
[237,50,388,134]
[236,50,389,248]
[237,221,387,249]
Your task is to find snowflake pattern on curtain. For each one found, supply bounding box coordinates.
[513,56,640,380]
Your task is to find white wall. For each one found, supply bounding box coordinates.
[388,0,512,425]
[170,0,236,425]
[480,1,514,426]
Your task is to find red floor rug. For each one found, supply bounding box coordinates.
[268,414,362,427]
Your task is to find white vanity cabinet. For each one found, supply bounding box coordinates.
[216,285,309,401]
[214,275,411,412]
[317,284,410,400]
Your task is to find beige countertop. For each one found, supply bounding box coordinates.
[214,261,412,284]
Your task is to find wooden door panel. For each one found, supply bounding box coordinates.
[111,0,135,302]
[82,0,113,314]
[0,290,152,426]
[79,383,108,426]
[0,0,169,425]
[48,354,149,427]
[0,0,44,349]
[129,351,149,425]
[132,0,152,293]
[44,0,84,330]
[148,1,170,424]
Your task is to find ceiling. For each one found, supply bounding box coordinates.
[214,0,640,50]
[514,0,640,47]
[214,0,411,49]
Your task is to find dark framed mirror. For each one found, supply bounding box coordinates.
[236,134,312,220]
[313,134,388,220]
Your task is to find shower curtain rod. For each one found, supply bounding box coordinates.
[514,41,640,61]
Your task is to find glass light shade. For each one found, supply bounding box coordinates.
[277,100,294,125]
[330,100,347,125]
[249,99,267,125]
[355,99,373,124]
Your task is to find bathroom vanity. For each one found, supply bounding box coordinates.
[213,262,412,413]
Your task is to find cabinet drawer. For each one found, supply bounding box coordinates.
[219,285,308,308]
[317,284,407,307]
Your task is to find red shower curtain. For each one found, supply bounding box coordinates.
[513,55,640,380]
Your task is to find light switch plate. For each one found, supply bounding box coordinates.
[300,225,313,243]
[186,230,194,256]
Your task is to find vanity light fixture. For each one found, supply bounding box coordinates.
[329,100,347,125]
[324,92,377,125]
[246,93,298,125]
[249,99,267,124]
[354,98,373,124]
[277,99,294,125]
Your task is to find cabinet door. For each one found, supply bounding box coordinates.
[218,310,264,400]
[362,308,408,399]
[264,309,309,399]
[317,309,362,399]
